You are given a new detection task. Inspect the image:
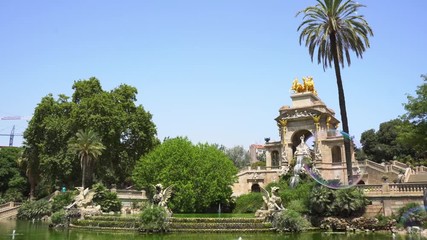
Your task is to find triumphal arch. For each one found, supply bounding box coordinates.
[264,76,351,184]
[231,77,355,196]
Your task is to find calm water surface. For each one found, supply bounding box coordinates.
[0,220,423,240]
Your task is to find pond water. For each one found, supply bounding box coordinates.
[0,220,423,240]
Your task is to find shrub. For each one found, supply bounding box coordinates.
[2,188,24,202]
[396,202,427,227]
[51,191,76,212]
[139,205,169,232]
[273,209,310,232]
[331,187,369,217]
[251,161,266,169]
[309,186,369,218]
[233,192,263,213]
[51,210,66,225]
[287,200,307,214]
[92,183,122,212]
[17,200,51,220]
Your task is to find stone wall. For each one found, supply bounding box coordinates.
[361,183,427,217]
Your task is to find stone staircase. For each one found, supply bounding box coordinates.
[169,217,272,232]
[71,215,273,232]
[362,160,427,184]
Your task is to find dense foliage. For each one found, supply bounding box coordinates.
[92,183,122,212]
[396,202,427,227]
[309,186,369,217]
[224,145,250,170]
[51,210,66,225]
[361,119,413,163]
[0,147,27,202]
[132,137,237,213]
[273,209,311,232]
[51,191,76,213]
[139,205,169,232]
[233,192,263,214]
[17,199,51,220]
[22,77,159,198]
[398,75,427,160]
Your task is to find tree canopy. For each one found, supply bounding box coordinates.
[360,119,412,163]
[398,75,427,159]
[23,77,159,197]
[0,147,27,202]
[132,137,237,213]
[224,145,250,170]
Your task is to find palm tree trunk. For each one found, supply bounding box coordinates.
[330,33,353,183]
[81,156,86,189]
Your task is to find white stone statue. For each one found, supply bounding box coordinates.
[255,186,284,219]
[152,184,173,215]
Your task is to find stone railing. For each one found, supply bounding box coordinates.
[414,165,427,173]
[391,164,406,174]
[364,160,387,172]
[357,184,383,194]
[114,189,147,200]
[389,183,427,193]
[358,183,427,196]
[0,202,21,220]
[392,160,409,169]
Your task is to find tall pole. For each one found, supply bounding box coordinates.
[9,125,15,147]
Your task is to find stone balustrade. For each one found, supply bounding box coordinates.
[358,183,427,197]
[114,189,147,200]
[0,202,21,220]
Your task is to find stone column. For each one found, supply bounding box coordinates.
[278,119,288,165]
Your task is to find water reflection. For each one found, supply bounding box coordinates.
[0,220,424,240]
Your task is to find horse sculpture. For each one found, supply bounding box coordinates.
[291,77,317,95]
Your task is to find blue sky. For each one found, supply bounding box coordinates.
[0,0,426,148]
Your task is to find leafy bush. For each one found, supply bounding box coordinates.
[17,200,51,220]
[396,202,427,227]
[51,210,66,225]
[309,186,369,217]
[332,187,369,217]
[273,209,310,232]
[3,188,25,202]
[250,161,266,169]
[51,191,76,212]
[287,200,307,214]
[92,183,122,212]
[139,205,169,232]
[233,192,263,213]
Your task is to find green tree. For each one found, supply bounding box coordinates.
[23,77,159,194]
[398,75,427,159]
[0,148,27,201]
[297,0,373,181]
[225,145,250,169]
[132,137,237,213]
[361,119,411,162]
[68,129,105,189]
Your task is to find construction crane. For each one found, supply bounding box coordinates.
[0,116,29,147]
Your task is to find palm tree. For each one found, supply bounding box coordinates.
[68,129,105,189]
[297,0,373,182]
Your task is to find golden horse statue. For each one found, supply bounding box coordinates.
[291,78,305,93]
[291,77,317,95]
